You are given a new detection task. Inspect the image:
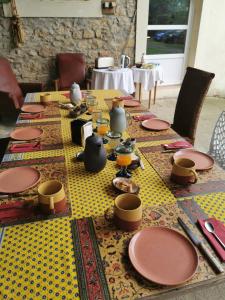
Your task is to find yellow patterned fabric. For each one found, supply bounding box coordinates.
[0,90,224,299]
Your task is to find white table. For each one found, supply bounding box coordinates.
[91,68,135,95]
[132,65,163,108]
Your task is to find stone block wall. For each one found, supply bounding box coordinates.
[0,0,137,89]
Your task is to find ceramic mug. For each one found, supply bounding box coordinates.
[40,93,51,105]
[112,99,124,108]
[38,180,66,214]
[171,158,198,185]
[105,193,142,231]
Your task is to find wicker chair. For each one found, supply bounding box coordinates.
[209,111,225,170]
[172,67,215,144]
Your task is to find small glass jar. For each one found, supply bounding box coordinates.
[82,90,92,101]
[86,95,98,114]
[115,143,133,178]
[106,131,122,161]
[92,109,102,124]
[92,109,102,132]
[96,118,109,144]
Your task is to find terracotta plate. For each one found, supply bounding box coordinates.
[129,227,198,286]
[10,127,43,140]
[173,149,214,170]
[0,166,41,193]
[142,118,170,131]
[21,104,46,113]
[124,100,140,107]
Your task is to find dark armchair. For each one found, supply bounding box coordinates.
[0,56,43,162]
[0,56,43,117]
[54,53,91,91]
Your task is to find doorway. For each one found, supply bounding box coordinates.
[136,0,193,85]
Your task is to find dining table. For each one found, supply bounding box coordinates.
[0,89,225,300]
[91,68,135,94]
[132,64,163,109]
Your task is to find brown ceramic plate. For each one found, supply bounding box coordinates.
[142,118,170,131]
[129,227,198,286]
[173,149,214,170]
[21,104,46,113]
[0,166,41,193]
[10,127,43,141]
[124,99,140,107]
[112,177,140,194]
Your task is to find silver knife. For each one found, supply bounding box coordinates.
[178,217,224,274]
[135,152,145,170]
[161,149,177,153]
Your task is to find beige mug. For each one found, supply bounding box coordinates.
[105,193,142,231]
[40,93,51,105]
[112,99,124,108]
[38,180,66,214]
[171,158,198,185]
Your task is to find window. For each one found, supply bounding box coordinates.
[147,0,190,55]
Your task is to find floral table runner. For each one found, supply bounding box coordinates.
[18,101,61,121]
[6,120,64,153]
[127,121,179,142]
[139,145,225,197]
[104,98,147,114]
[0,156,71,226]
[71,200,220,300]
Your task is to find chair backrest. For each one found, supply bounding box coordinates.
[0,91,20,121]
[172,67,215,142]
[0,57,24,109]
[56,53,86,90]
[209,110,225,170]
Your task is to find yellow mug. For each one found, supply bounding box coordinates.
[171,158,198,185]
[38,180,66,214]
[105,193,142,231]
[40,93,51,105]
[112,99,124,108]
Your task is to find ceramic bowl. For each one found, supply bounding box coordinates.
[135,63,142,68]
[112,177,140,194]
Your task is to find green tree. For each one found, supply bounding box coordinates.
[149,0,190,25]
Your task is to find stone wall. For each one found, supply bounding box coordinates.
[0,0,137,89]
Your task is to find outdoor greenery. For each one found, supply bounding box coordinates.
[149,0,190,25]
[147,39,184,55]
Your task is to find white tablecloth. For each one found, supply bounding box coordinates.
[132,65,163,91]
[91,68,135,94]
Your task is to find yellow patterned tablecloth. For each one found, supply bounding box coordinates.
[0,90,224,300]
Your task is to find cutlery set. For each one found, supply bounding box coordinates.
[0,193,38,220]
[9,140,41,153]
[161,149,180,153]
[161,147,193,153]
[0,193,37,200]
[178,217,224,274]
[205,221,225,249]
[20,112,43,119]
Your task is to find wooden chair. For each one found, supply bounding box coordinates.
[54,53,91,91]
[209,111,225,170]
[172,67,215,144]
